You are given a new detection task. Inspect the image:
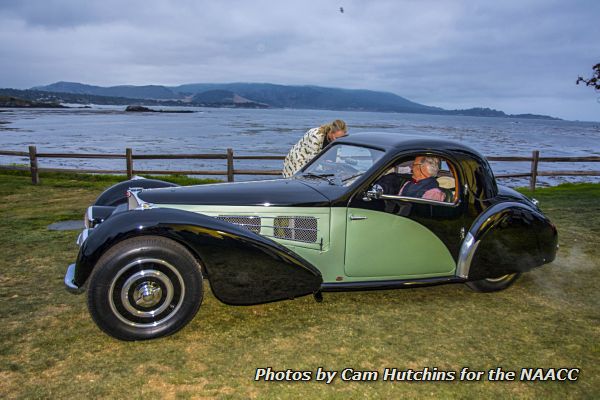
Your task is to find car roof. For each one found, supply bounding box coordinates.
[336,131,484,158]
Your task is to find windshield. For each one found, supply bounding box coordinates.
[300,144,384,186]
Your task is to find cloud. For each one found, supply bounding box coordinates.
[0,0,598,120]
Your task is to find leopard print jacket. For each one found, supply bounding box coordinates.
[282,127,326,177]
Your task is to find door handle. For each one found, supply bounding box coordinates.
[349,214,368,221]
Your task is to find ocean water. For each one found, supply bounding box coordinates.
[0,106,599,186]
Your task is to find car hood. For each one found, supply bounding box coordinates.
[137,178,331,207]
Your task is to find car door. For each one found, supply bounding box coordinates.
[344,154,466,279]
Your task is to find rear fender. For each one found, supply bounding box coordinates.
[75,208,322,305]
[458,202,558,280]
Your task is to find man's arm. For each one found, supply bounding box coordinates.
[422,188,446,202]
[376,173,407,195]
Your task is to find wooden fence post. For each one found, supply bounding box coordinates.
[226,148,234,182]
[28,145,39,184]
[126,148,133,179]
[529,150,540,191]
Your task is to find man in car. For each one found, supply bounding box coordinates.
[398,156,446,202]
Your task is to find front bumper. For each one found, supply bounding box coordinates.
[65,204,122,294]
[64,263,85,294]
[65,216,92,294]
[76,228,90,247]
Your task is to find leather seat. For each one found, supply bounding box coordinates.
[437,176,456,203]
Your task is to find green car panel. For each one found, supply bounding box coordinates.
[344,208,456,278]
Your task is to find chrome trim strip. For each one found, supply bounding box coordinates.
[217,215,262,219]
[131,190,145,209]
[64,263,84,294]
[456,232,480,279]
[127,188,154,210]
[127,191,138,210]
[85,206,93,228]
[379,194,458,207]
[217,215,322,220]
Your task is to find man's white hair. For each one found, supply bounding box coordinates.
[422,156,440,177]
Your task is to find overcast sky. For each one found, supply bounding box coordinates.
[0,0,598,120]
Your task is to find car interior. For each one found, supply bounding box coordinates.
[377,156,459,203]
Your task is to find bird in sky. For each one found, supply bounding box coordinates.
[339,7,344,13]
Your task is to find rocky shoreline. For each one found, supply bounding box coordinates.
[0,95,65,108]
[124,105,194,113]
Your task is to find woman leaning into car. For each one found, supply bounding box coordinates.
[282,119,347,177]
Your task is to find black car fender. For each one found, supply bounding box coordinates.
[457,201,558,280]
[74,208,322,305]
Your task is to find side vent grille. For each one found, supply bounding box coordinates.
[274,216,318,243]
[217,216,261,234]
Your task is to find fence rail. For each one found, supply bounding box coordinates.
[0,146,599,191]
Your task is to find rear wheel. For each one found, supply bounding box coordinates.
[87,236,203,340]
[466,273,521,292]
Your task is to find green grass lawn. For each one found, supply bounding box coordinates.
[0,172,598,399]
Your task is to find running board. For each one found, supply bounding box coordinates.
[320,276,465,292]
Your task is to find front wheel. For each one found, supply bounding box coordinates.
[466,273,521,293]
[87,236,203,340]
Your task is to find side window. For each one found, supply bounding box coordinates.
[375,155,459,204]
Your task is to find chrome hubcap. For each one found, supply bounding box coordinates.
[120,270,174,318]
[134,281,163,307]
[109,258,185,328]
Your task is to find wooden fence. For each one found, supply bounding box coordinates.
[1,146,599,191]
[487,151,600,190]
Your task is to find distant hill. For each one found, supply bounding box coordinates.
[0,88,183,106]
[27,81,560,119]
[0,88,268,109]
[174,82,440,113]
[33,81,183,100]
[192,89,236,103]
[191,90,268,108]
[34,81,438,113]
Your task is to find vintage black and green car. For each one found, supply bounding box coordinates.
[65,133,558,340]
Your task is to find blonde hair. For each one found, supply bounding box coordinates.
[318,119,347,137]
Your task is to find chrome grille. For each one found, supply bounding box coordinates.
[217,216,261,234]
[273,216,318,243]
